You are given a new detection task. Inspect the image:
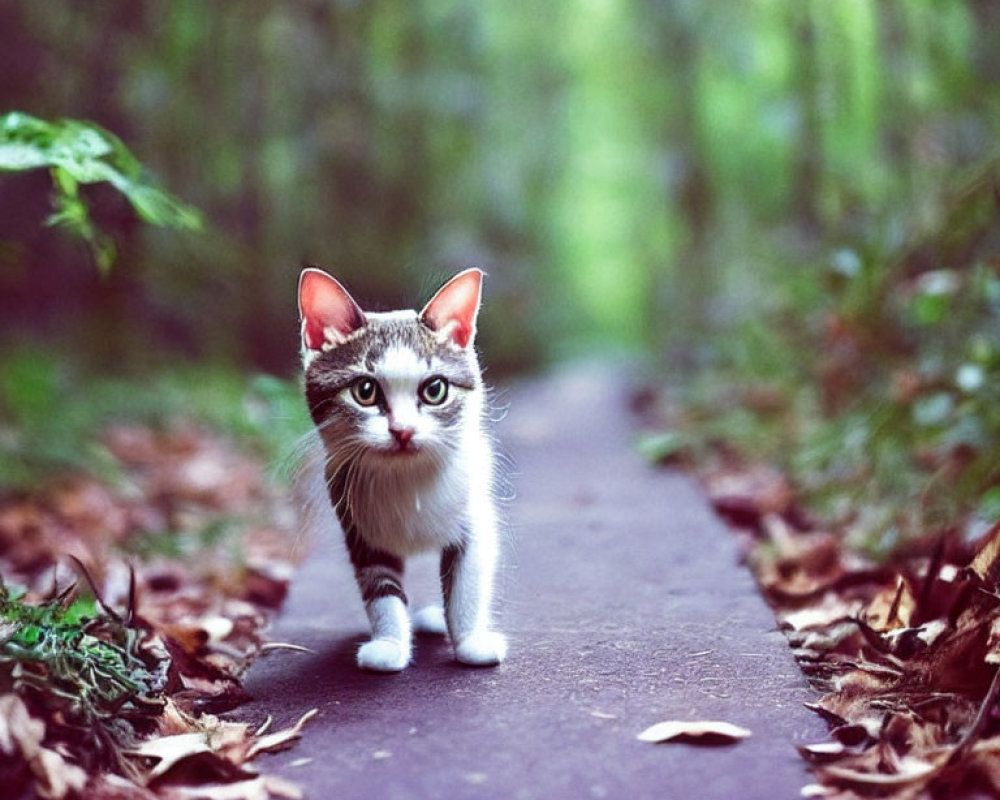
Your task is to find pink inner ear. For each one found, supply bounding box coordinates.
[420,269,483,348]
[298,268,365,350]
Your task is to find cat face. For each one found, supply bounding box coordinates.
[298,269,484,461]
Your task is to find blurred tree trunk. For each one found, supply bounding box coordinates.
[239,24,274,372]
[85,7,144,370]
[792,2,823,239]
[668,20,715,369]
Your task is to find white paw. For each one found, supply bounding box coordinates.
[357,639,410,672]
[412,605,448,636]
[454,630,507,667]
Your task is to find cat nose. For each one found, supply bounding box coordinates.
[390,426,415,447]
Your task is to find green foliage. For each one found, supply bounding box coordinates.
[0,350,311,490]
[0,111,201,274]
[669,159,1000,555]
[0,582,168,765]
[0,351,124,487]
[4,1,996,370]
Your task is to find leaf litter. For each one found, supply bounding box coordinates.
[699,455,1000,799]
[0,423,313,799]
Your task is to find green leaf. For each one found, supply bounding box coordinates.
[0,111,202,273]
[0,142,50,170]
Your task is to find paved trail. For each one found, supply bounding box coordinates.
[237,365,827,799]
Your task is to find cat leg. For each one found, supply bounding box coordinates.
[412,604,447,635]
[346,527,411,672]
[356,563,411,671]
[441,538,506,666]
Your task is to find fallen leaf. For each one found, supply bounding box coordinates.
[986,616,1000,664]
[33,747,90,800]
[87,773,161,800]
[637,720,752,744]
[160,775,302,800]
[0,693,45,758]
[703,464,793,525]
[820,756,940,787]
[0,420,308,799]
[128,732,213,779]
[247,709,318,760]
[969,520,1000,584]
[0,694,87,800]
[259,642,314,655]
[799,784,835,798]
[797,742,848,763]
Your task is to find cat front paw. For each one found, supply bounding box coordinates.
[454,630,507,667]
[357,638,410,672]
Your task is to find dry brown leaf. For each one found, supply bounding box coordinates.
[781,595,860,632]
[637,719,752,744]
[689,442,1000,798]
[986,616,1000,664]
[968,520,1000,584]
[0,693,45,758]
[246,709,318,760]
[862,576,915,632]
[703,464,794,523]
[128,732,214,780]
[0,422,308,800]
[86,773,161,800]
[799,784,836,798]
[159,777,288,800]
[259,642,314,655]
[820,756,941,788]
[0,694,88,800]
[33,747,90,800]
[158,775,303,800]
[797,741,849,763]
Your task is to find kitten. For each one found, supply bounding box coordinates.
[297,267,506,672]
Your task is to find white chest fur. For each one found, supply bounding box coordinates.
[346,423,495,557]
[350,458,468,556]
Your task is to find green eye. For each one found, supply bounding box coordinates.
[420,377,449,406]
[351,378,380,407]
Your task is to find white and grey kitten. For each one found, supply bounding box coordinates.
[297,267,506,672]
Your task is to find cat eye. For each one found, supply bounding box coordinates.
[420,377,449,406]
[350,377,381,407]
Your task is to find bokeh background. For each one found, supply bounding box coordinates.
[3,1,997,374]
[4,8,1000,794]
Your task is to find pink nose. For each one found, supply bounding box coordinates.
[391,426,415,447]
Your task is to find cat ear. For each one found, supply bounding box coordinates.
[298,267,366,351]
[420,268,483,348]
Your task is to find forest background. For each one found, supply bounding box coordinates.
[2,0,1000,553]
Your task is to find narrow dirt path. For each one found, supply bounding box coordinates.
[237,364,826,799]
